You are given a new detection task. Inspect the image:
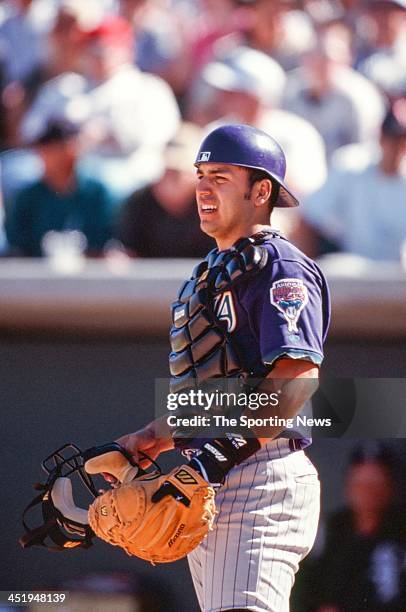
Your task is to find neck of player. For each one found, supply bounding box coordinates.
[215,223,271,251]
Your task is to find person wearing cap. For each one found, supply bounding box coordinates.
[116,123,331,612]
[299,103,406,260]
[115,122,214,258]
[5,119,113,257]
[75,14,180,198]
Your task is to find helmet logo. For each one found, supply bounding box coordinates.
[197,151,211,162]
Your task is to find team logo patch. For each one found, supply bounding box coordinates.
[197,151,211,162]
[270,278,308,333]
[175,469,197,485]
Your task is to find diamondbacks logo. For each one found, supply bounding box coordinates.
[174,469,197,485]
[197,151,211,162]
[214,291,236,332]
[270,278,308,333]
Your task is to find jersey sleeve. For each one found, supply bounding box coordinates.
[255,257,329,367]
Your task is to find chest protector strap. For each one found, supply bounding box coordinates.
[169,232,274,394]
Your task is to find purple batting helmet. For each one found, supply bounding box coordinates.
[195,124,299,207]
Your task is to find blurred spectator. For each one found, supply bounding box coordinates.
[303,0,363,31]
[189,45,327,198]
[8,4,89,149]
[357,0,406,99]
[5,119,113,256]
[0,0,52,86]
[187,0,244,73]
[0,0,56,147]
[234,0,316,70]
[77,13,180,198]
[283,31,385,158]
[313,443,406,611]
[119,0,191,98]
[21,14,181,199]
[299,103,406,260]
[41,5,87,81]
[116,122,215,257]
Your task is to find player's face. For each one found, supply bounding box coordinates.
[195,163,255,248]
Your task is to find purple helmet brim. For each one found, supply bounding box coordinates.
[194,160,299,208]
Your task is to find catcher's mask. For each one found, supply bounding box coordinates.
[20,442,161,552]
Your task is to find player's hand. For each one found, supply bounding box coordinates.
[116,423,173,469]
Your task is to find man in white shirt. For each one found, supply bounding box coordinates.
[20,14,181,198]
[300,105,406,261]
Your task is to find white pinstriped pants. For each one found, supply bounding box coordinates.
[188,440,320,612]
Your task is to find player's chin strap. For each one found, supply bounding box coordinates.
[20,442,160,552]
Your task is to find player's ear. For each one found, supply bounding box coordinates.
[253,179,272,209]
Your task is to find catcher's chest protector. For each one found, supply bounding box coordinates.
[169,232,272,394]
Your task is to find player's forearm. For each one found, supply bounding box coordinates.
[244,359,319,444]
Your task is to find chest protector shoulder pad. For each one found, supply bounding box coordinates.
[169,233,271,393]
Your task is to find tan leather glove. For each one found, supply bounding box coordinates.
[87,463,216,564]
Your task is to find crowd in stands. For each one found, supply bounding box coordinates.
[0,0,405,260]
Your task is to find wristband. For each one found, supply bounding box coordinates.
[183,433,261,486]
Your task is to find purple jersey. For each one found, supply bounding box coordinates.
[213,232,330,447]
[214,232,331,378]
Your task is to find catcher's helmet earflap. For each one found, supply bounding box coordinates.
[20,442,161,551]
[195,124,299,208]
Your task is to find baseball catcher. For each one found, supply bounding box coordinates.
[21,124,331,611]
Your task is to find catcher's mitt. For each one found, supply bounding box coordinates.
[87,463,216,564]
[20,442,215,563]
